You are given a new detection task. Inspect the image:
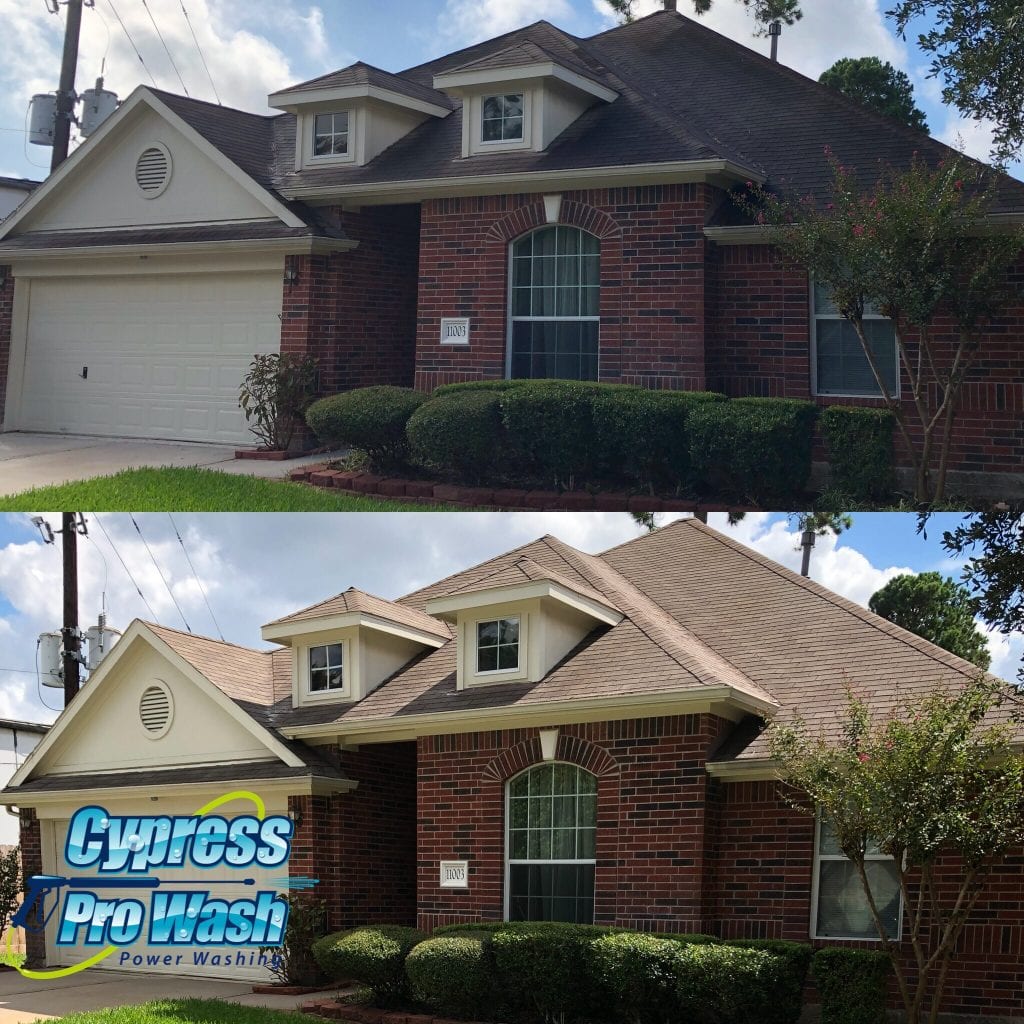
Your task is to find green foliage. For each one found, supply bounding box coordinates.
[260,895,327,987]
[675,943,781,1024]
[404,936,494,1020]
[869,571,991,668]
[813,949,891,1024]
[688,398,818,504]
[432,379,524,397]
[592,932,685,1024]
[819,57,928,131]
[305,386,426,471]
[311,925,426,1006]
[726,940,813,1024]
[592,388,726,491]
[238,353,319,451]
[819,407,896,501]
[0,848,20,946]
[406,391,504,484]
[608,0,802,33]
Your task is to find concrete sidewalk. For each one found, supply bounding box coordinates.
[0,967,324,1023]
[0,434,344,498]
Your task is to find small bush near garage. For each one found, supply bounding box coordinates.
[819,406,896,501]
[406,390,504,484]
[260,894,327,987]
[312,925,425,1006]
[688,398,819,503]
[238,352,319,452]
[813,948,892,1024]
[405,936,494,1020]
[305,386,426,471]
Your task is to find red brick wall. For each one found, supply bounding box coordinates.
[0,269,13,428]
[17,808,44,968]
[289,741,417,932]
[416,716,728,933]
[413,186,710,392]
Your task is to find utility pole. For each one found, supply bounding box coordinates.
[60,514,87,706]
[51,0,85,172]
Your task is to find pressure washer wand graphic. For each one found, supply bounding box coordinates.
[13,874,256,932]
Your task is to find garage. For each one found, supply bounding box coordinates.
[9,270,283,446]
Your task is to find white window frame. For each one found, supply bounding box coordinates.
[810,813,903,942]
[505,226,601,381]
[475,615,521,676]
[481,93,526,145]
[503,762,597,923]
[809,282,901,400]
[311,111,351,161]
[302,640,348,700]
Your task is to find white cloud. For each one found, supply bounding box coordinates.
[438,0,574,48]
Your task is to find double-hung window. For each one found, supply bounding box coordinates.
[308,642,344,693]
[812,282,899,397]
[482,94,524,142]
[812,816,902,940]
[313,112,349,157]
[477,617,519,673]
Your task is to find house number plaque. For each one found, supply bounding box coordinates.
[440,318,470,345]
[439,860,469,888]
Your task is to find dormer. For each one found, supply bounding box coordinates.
[425,558,622,690]
[262,588,449,707]
[269,63,453,171]
[431,42,617,157]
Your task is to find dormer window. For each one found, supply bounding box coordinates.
[482,95,524,143]
[313,112,349,157]
[477,617,520,673]
[308,642,344,692]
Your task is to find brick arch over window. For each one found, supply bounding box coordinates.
[482,733,619,782]
[484,200,622,245]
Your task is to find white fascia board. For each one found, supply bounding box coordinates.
[704,757,780,781]
[433,62,617,104]
[262,611,448,648]
[269,84,450,119]
[423,580,620,626]
[281,159,765,206]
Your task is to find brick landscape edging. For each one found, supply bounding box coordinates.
[289,465,753,514]
[299,999,491,1024]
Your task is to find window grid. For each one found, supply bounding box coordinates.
[476,617,520,674]
[313,112,349,157]
[308,642,344,692]
[482,94,524,142]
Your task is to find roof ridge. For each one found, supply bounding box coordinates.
[143,619,267,656]
[146,86,279,122]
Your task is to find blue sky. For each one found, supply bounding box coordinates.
[0,511,1019,726]
[0,0,1016,181]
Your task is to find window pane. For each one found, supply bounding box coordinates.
[482,118,503,142]
[510,797,528,828]
[326,644,343,668]
[509,774,529,799]
[819,819,843,856]
[577,794,596,827]
[532,227,559,258]
[529,797,551,829]
[483,96,503,119]
[310,668,327,691]
[477,646,498,673]
[497,644,519,670]
[508,864,594,924]
[509,829,528,859]
[816,318,897,396]
[577,827,596,859]
[552,828,575,859]
[553,795,576,828]
[513,258,532,287]
[313,136,332,156]
[327,667,343,689]
[529,829,551,859]
[552,763,577,794]
[816,859,900,939]
[478,621,499,645]
[503,116,523,140]
[330,135,348,155]
[504,94,523,117]
[581,254,600,286]
[309,646,327,670]
[499,619,519,644]
[529,764,554,796]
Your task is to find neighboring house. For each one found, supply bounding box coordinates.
[3,519,1022,1015]
[0,718,48,844]
[0,178,39,222]
[0,6,1021,486]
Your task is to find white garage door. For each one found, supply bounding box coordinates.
[17,271,283,445]
[45,814,287,981]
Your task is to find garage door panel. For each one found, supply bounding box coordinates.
[19,272,284,444]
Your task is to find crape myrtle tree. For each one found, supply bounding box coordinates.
[819,57,929,133]
[740,153,1023,503]
[770,679,1024,1024]
[869,571,991,669]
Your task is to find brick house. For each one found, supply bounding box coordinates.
[3,519,1023,1017]
[0,5,1021,492]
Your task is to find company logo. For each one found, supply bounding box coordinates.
[9,790,315,980]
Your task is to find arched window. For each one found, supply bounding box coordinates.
[506,762,597,923]
[508,226,600,381]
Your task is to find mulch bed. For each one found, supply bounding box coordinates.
[299,1000,489,1024]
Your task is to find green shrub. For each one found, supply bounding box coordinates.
[305,386,426,471]
[238,352,319,451]
[592,931,685,1024]
[728,940,812,1024]
[813,948,891,1024]
[676,943,780,1024]
[311,925,425,1006]
[592,388,726,491]
[260,894,328,987]
[819,406,896,501]
[688,398,818,504]
[432,379,525,397]
[406,391,504,484]
[405,936,494,1020]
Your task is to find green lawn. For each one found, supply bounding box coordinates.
[0,468,452,512]
[48,1000,318,1024]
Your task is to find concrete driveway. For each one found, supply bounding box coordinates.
[0,967,322,1023]
[0,434,342,497]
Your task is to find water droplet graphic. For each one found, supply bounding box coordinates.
[126,834,144,852]
[99,818,110,830]
[178,929,189,939]
[186,908,198,918]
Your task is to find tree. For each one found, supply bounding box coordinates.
[887,0,1024,165]
[741,153,1023,503]
[770,680,1024,1024]
[819,57,929,133]
[0,847,20,947]
[607,0,802,34]
[869,571,991,669]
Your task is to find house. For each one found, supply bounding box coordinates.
[0,6,1021,487]
[0,717,48,844]
[3,519,1021,1015]
[0,178,40,222]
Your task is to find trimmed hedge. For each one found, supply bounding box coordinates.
[406,390,504,484]
[311,925,425,1006]
[813,948,892,1024]
[405,936,493,1020]
[592,931,687,1024]
[689,398,819,503]
[728,940,813,1024]
[432,379,525,397]
[305,386,426,470]
[820,406,896,501]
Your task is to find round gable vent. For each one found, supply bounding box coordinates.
[135,144,171,197]
[139,682,173,737]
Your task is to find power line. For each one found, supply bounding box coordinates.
[179,0,220,104]
[140,0,189,96]
[167,513,223,640]
[129,514,192,633]
[94,514,160,622]
[105,0,157,86]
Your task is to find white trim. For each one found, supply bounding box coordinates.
[262,610,448,647]
[269,83,451,119]
[474,614,522,676]
[433,62,618,105]
[426,580,620,627]
[303,639,349,701]
[310,110,354,165]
